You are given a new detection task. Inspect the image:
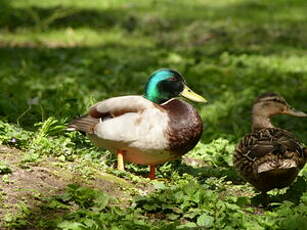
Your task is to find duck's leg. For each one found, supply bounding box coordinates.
[149,165,156,179]
[117,150,125,171]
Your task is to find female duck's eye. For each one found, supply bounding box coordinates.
[272,98,286,105]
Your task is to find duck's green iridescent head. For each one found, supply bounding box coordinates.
[144,69,207,104]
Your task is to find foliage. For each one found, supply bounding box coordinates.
[188,138,235,167]
[4,178,306,230]
[0,161,12,174]
[134,177,257,229]
[0,120,32,148]
[4,184,178,230]
[0,0,307,229]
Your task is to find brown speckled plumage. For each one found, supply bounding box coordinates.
[234,128,306,191]
[233,93,307,192]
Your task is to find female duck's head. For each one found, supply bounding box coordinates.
[252,92,307,131]
[144,69,206,104]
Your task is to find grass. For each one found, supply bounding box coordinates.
[0,0,307,229]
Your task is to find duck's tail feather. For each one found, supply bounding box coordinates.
[67,115,99,134]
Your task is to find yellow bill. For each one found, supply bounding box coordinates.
[180,85,207,103]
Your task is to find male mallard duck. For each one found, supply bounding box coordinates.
[233,93,307,193]
[69,69,206,179]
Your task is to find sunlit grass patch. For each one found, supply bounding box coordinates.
[0,28,154,48]
[10,0,147,10]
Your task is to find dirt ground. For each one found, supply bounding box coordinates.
[0,145,143,229]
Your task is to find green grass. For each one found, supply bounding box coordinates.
[0,0,307,229]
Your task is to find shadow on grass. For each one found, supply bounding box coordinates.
[158,159,241,184]
[3,199,71,230]
[1,0,307,51]
[0,40,306,141]
[0,44,157,127]
[0,0,306,142]
[251,176,307,208]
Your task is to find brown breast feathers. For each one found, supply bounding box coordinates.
[162,99,203,156]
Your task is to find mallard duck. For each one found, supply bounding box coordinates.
[68,69,206,179]
[233,93,307,193]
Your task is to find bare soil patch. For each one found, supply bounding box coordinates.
[0,145,138,229]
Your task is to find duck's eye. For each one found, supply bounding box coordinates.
[272,98,287,105]
[168,77,177,81]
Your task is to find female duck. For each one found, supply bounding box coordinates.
[234,93,307,193]
[69,69,206,179]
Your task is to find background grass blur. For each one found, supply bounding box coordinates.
[0,0,306,229]
[1,0,306,141]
